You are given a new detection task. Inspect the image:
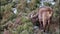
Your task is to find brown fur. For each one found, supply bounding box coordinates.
[38,6,53,32]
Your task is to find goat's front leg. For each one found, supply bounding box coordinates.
[47,19,50,32]
[42,13,47,32]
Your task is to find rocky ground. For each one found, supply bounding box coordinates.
[33,23,59,34]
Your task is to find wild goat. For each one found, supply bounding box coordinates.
[38,6,53,32]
